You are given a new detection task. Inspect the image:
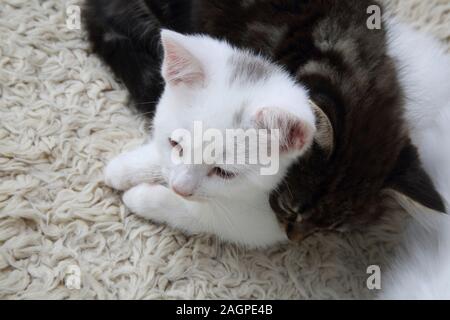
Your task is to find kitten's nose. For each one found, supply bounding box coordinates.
[172,186,193,198]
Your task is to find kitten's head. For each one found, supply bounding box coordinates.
[152,30,321,200]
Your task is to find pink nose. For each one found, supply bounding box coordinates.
[172,186,193,198]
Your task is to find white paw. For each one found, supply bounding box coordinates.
[123,184,171,219]
[104,157,132,191]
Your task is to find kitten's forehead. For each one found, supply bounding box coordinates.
[228,52,277,85]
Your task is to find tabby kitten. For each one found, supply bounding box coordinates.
[85,0,445,244]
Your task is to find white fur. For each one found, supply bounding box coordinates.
[105,31,316,248]
[380,20,450,299]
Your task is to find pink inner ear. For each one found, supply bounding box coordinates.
[161,36,205,87]
[284,121,309,152]
[255,108,314,153]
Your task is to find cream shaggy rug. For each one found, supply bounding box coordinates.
[0,0,449,300]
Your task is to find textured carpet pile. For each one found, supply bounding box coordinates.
[0,0,449,299]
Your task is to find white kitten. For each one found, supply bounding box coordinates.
[380,20,450,299]
[105,30,318,248]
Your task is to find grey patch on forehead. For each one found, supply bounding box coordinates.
[228,52,276,85]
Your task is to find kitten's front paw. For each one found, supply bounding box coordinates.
[104,157,133,191]
[123,184,148,213]
[123,184,172,220]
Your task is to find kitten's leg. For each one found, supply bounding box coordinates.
[104,142,163,191]
[123,184,203,235]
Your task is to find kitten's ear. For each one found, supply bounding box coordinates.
[254,107,315,154]
[160,30,205,87]
[310,101,334,158]
[385,143,446,213]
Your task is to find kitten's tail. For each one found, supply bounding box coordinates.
[380,19,450,300]
[380,107,450,300]
[84,0,193,115]
[380,200,450,299]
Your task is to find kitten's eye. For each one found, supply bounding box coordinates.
[210,167,237,179]
[169,138,179,148]
[169,138,183,156]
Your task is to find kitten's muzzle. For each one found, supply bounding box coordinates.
[170,165,206,199]
[172,186,194,198]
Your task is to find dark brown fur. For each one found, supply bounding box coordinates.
[194,0,445,239]
[85,0,445,242]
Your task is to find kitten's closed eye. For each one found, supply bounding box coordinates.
[209,167,236,179]
[169,138,183,156]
